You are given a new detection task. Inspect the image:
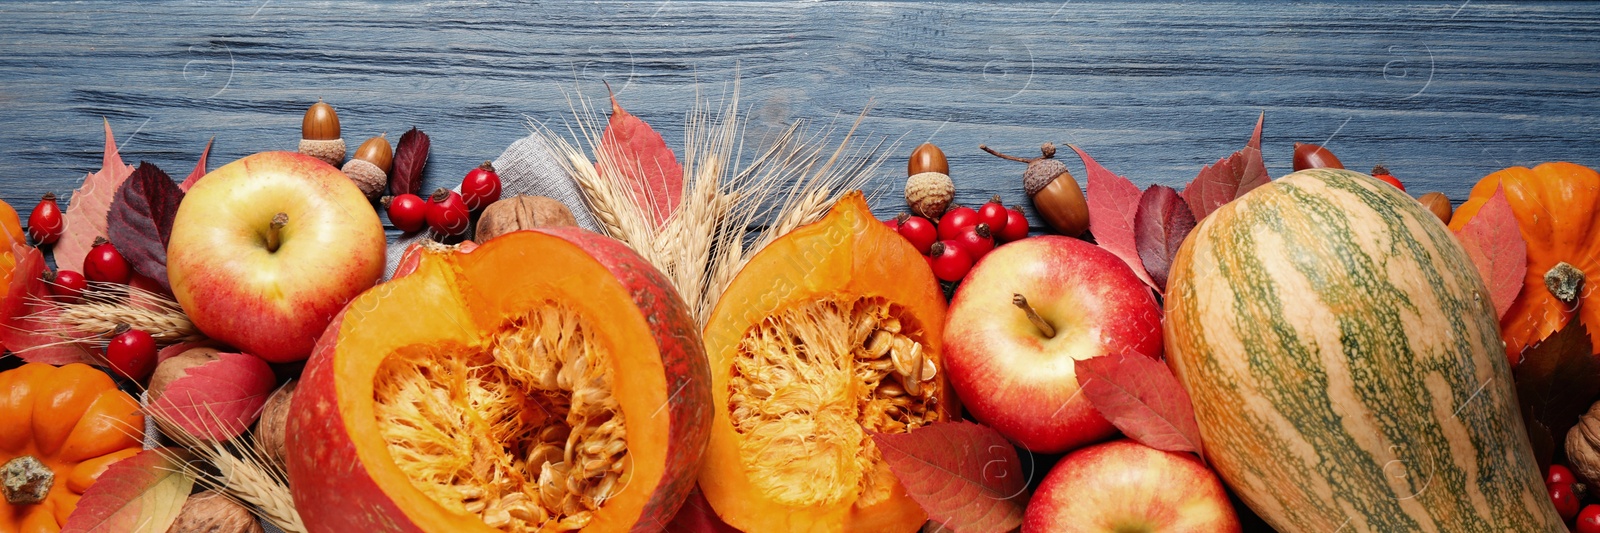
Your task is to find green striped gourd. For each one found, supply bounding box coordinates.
[1164,168,1562,532]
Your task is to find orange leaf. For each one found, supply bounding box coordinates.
[598,94,683,227]
[1453,186,1527,319]
[1076,353,1204,454]
[147,352,276,442]
[873,421,1029,533]
[0,243,97,364]
[1075,144,1158,291]
[57,119,135,273]
[61,448,193,533]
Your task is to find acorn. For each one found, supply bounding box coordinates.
[341,133,392,199]
[905,143,955,218]
[982,142,1088,237]
[298,99,345,167]
[1418,192,1453,225]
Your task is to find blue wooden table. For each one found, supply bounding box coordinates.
[1,1,1597,222]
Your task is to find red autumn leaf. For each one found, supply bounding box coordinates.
[1181,113,1270,221]
[873,421,1029,533]
[107,162,184,291]
[1075,353,1204,454]
[178,137,213,192]
[663,486,740,533]
[62,448,193,533]
[1453,186,1527,319]
[390,127,430,197]
[0,243,97,365]
[1074,144,1158,291]
[1134,184,1196,294]
[148,351,276,442]
[598,93,683,227]
[58,119,136,273]
[1513,320,1598,472]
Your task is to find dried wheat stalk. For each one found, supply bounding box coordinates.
[23,281,203,348]
[544,79,889,324]
[151,408,307,533]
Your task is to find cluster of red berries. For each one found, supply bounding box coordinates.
[25,193,157,382]
[1547,464,1600,530]
[886,195,1028,283]
[384,161,502,236]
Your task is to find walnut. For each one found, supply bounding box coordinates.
[475,195,578,242]
[167,491,264,533]
[1568,401,1600,485]
[255,381,297,469]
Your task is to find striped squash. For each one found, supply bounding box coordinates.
[1164,169,1563,532]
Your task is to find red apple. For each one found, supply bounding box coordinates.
[168,151,386,363]
[944,236,1161,453]
[1023,439,1240,533]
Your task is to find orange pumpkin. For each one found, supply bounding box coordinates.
[287,228,710,533]
[1451,162,1600,364]
[0,363,145,532]
[698,192,954,532]
[0,200,27,351]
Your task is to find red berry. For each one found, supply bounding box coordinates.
[928,241,973,282]
[1551,482,1581,521]
[938,205,979,241]
[898,216,938,255]
[385,194,429,233]
[1577,504,1600,533]
[105,328,156,382]
[954,223,995,260]
[27,192,63,245]
[461,161,503,211]
[977,195,1009,235]
[83,238,131,285]
[426,189,472,236]
[883,214,904,232]
[49,270,87,304]
[1371,165,1405,192]
[997,205,1029,242]
[1549,464,1577,486]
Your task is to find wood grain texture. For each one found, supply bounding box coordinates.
[0,1,1597,228]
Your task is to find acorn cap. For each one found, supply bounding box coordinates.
[299,138,346,168]
[340,158,388,199]
[1023,159,1070,197]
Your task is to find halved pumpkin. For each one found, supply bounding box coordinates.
[699,192,953,532]
[287,228,710,533]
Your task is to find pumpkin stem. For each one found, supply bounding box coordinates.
[1012,293,1056,339]
[266,212,288,253]
[1546,262,1585,306]
[2,455,53,505]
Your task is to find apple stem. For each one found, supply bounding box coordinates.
[1012,293,1055,339]
[266,212,288,253]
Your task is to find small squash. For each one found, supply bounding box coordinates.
[0,363,145,531]
[1166,169,1562,531]
[698,192,954,532]
[0,200,25,351]
[1449,162,1600,364]
[287,228,710,533]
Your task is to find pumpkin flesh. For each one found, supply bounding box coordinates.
[1165,169,1562,531]
[700,192,950,532]
[289,229,709,533]
[0,363,144,532]
[1449,162,1600,364]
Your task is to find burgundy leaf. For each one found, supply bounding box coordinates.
[1513,320,1598,472]
[663,486,740,533]
[1453,186,1527,319]
[1134,184,1196,294]
[1076,353,1204,454]
[873,422,1028,533]
[179,137,213,192]
[390,127,430,197]
[0,243,97,364]
[148,352,277,442]
[1181,113,1270,220]
[1073,144,1157,291]
[107,162,184,291]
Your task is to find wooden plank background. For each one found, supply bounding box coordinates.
[1,1,1597,225]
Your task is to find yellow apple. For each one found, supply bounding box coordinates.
[169,151,385,363]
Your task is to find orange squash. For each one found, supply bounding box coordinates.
[1450,162,1600,364]
[287,228,710,533]
[0,363,145,532]
[0,200,26,351]
[698,192,953,532]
